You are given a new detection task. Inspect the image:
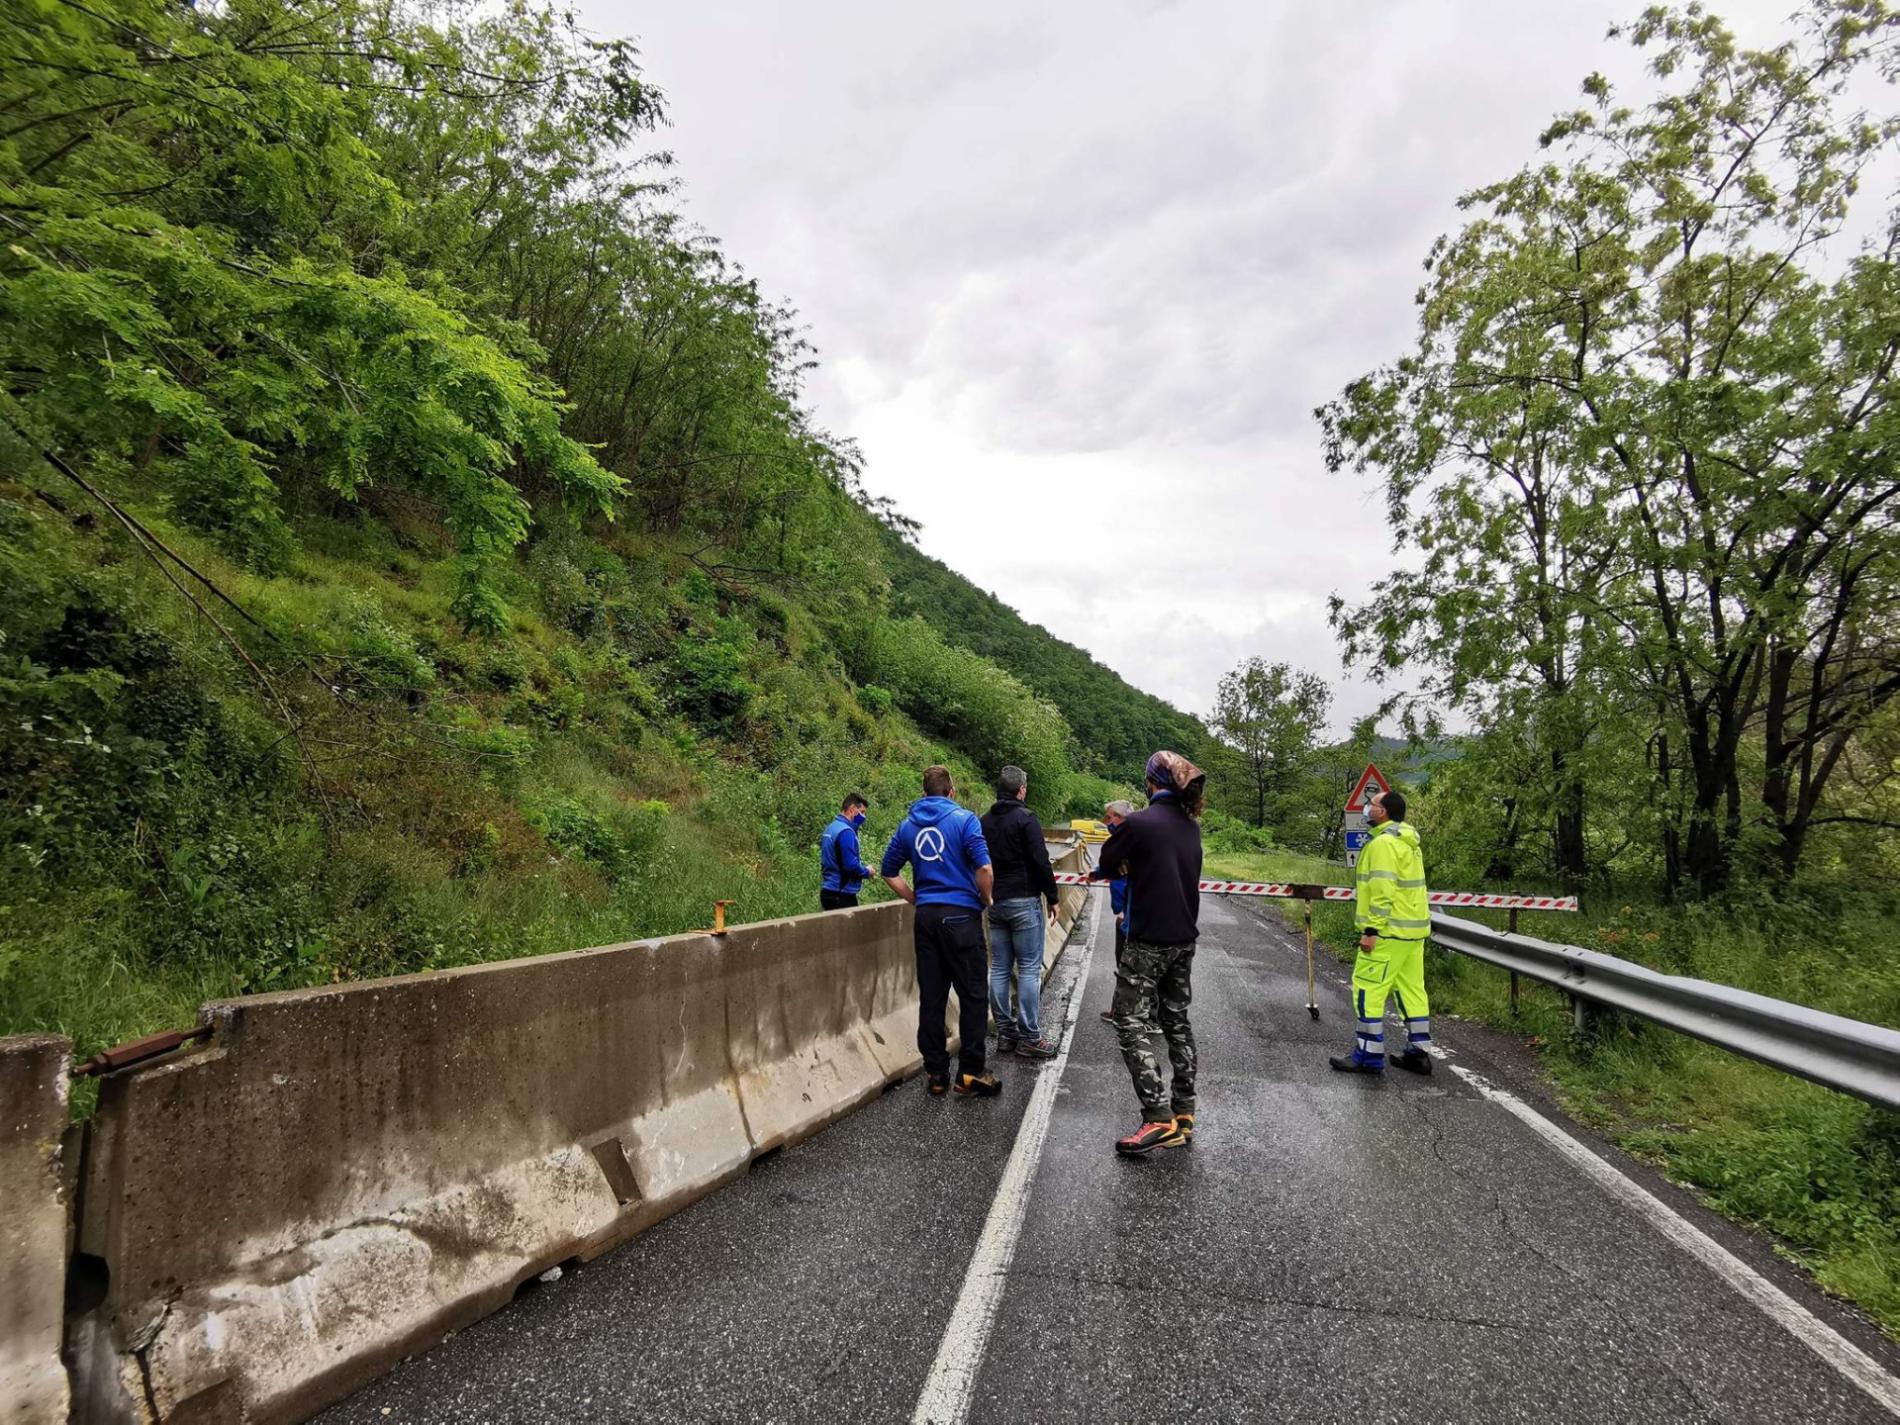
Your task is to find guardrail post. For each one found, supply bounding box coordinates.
[1570,993,1593,1039]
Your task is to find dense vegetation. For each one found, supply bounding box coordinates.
[877,525,1215,784]
[1321,1,1900,899]
[0,0,1138,1077]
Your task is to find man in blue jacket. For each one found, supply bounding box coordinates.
[881,765,1002,1098]
[818,793,871,910]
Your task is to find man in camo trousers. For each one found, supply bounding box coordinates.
[1090,751,1206,1156]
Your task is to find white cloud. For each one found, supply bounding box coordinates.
[580,0,1807,732]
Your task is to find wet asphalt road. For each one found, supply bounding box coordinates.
[324,895,1900,1424]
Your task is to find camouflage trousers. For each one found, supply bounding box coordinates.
[1111,936,1197,1123]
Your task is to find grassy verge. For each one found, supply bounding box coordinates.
[1204,848,1900,1339]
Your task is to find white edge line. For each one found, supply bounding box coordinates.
[1444,1058,1900,1418]
[910,895,1101,1425]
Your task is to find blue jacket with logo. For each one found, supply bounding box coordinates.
[819,814,870,894]
[880,796,991,909]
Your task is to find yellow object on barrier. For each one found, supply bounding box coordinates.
[1068,819,1109,844]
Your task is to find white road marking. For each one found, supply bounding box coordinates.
[911,895,1101,1425]
[1305,929,1897,1411]
[1444,1059,1900,1417]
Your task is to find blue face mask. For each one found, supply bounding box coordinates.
[851,811,866,828]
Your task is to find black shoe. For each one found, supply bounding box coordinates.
[1329,1055,1384,1075]
[995,1035,1018,1056]
[1392,1048,1433,1076]
[954,1072,1003,1097]
[1014,1036,1058,1060]
[926,1074,949,1097]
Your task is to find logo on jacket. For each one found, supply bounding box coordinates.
[915,827,947,862]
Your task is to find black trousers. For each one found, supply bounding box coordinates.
[914,903,989,1079]
[819,889,859,911]
[1114,921,1126,967]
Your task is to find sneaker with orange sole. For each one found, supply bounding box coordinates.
[1115,1118,1183,1155]
[1169,1112,1195,1146]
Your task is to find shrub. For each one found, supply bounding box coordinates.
[668,619,757,733]
[868,617,1072,814]
[524,794,669,882]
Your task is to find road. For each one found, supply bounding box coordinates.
[323,893,1900,1423]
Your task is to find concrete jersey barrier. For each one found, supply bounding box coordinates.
[1043,840,1089,976]
[61,863,1089,1425]
[0,839,1089,1422]
[1,1034,72,1425]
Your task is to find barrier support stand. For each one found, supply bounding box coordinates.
[1290,884,1323,1020]
[1507,908,1519,1018]
[1304,906,1319,1020]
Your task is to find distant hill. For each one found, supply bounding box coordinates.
[876,527,1212,784]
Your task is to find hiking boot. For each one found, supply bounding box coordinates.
[1115,1118,1183,1155]
[1329,1054,1384,1074]
[954,1072,1003,1098]
[1392,1048,1433,1076]
[1170,1112,1195,1146]
[926,1074,949,1097]
[1013,1036,1058,1060]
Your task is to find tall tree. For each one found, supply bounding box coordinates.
[1212,659,1331,827]
[1320,0,1900,895]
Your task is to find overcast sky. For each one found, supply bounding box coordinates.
[580,1,1798,732]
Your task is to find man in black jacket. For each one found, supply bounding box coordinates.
[980,765,1061,1058]
[1089,750,1205,1155]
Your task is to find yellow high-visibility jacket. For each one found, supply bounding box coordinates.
[1355,820,1430,941]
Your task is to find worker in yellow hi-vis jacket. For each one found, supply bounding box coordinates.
[1330,790,1433,1077]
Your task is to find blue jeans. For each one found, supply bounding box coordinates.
[988,897,1045,1041]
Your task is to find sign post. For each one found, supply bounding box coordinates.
[1341,763,1390,871]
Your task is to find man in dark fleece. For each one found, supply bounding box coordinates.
[1088,751,1205,1155]
[980,765,1061,1059]
[881,765,1002,1098]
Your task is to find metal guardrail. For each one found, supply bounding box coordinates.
[1430,912,1900,1111]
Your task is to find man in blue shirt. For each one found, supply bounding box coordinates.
[881,765,1002,1098]
[818,793,871,910]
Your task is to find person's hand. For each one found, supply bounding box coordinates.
[1358,932,1377,953]
[1115,913,1124,927]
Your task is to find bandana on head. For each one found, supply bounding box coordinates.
[1144,750,1204,793]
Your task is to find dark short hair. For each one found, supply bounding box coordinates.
[996,765,1027,798]
[922,765,954,797]
[1380,790,1407,822]
[842,792,868,812]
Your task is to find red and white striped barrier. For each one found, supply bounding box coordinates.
[1050,872,1577,913]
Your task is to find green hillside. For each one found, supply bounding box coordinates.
[0,0,1124,1081]
[877,525,1213,783]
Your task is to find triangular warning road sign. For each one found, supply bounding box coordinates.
[1345,763,1390,815]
